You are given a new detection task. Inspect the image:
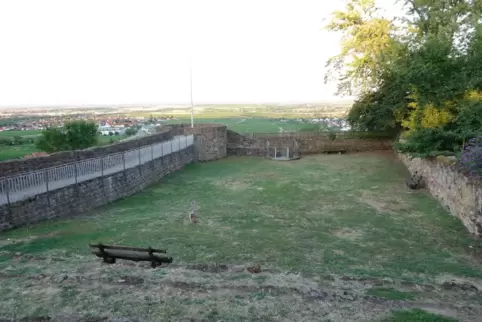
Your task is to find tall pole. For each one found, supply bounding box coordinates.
[189,57,194,128]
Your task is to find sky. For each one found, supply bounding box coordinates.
[0,0,403,107]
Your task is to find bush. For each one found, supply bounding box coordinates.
[0,137,13,146]
[12,136,28,145]
[394,128,461,158]
[36,120,98,153]
[459,136,482,179]
[36,127,69,153]
[125,127,138,136]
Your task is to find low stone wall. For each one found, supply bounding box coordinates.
[399,154,482,237]
[0,128,175,178]
[227,130,392,156]
[0,146,195,231]
[171,124,228,161]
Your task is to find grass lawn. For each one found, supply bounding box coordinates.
[0,153,481,321]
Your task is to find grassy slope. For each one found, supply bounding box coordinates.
[1,153,481,321]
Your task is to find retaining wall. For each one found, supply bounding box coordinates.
[0,146,195,230]
[399,154,482,237]
[0,123,228,231]
[227,130,392,156]
[0,128,175,178]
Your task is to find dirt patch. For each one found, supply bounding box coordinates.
[359,191,411,215]
[185,264,229,273]
[116,276,145,285]
[333,228,363,241]
[0,232,59,248]
[213,178,251,191]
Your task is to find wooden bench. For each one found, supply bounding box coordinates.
[89,243,173,268]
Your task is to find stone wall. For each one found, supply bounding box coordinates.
[0,124,228,178]
[227,130,392,156]
[0,128,175,178]
[0,146,195,231]
[399,154,482,237]
[171,124,228,161]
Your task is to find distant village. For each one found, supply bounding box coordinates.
[0,115,175,135]
[277,117,351,131]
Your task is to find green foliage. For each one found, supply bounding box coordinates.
[0,137,13,146]
[327,0,482,158]
[324,0,398,95]
[36,120,98,153]
[36,127,69,153]
[64,120,98,150]
[125,127,138,136]
[394,128,461,158]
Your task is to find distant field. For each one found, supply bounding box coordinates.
[0,130,42,137]
[163,117,327,133]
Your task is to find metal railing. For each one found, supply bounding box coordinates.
[0,134,194,205]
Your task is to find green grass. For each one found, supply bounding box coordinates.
[2,154,481,278]
[383,309,458,322]
[97,134,126,145]
[0,144,39,161]
[0,135,126,161]
[1,153,481,320]
[0,130,42,137]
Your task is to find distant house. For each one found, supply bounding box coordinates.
[99,125,127,136]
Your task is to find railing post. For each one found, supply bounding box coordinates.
[45,169,49,193]
[45,169,50,207]
[161,142,164,156]
[122,151,126,171]
[101,157,105,199]
[185,136,188,148]
[178,137,181,151]
[151,144,154,161]
[74,163,78,184]
[5,179,11,207]
[4,179,12,225]
[171,139,174,153]
[138,147,141,165]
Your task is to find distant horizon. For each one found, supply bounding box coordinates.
[0,99,355,110]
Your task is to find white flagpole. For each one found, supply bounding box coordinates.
[189,57,194,128]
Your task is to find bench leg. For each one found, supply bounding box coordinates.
[103,256,116,264]
[151,261,161,268]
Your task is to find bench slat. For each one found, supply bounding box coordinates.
[89,243,167,253]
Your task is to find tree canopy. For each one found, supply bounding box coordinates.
[36,120,99,153]
[325,0,482,158]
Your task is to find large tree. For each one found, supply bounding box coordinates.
[326,0,482,157]
[324,0,399,96]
